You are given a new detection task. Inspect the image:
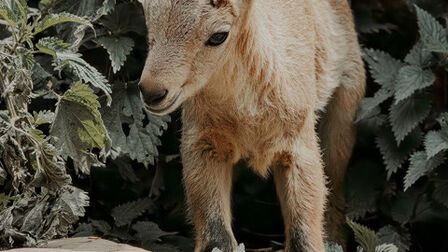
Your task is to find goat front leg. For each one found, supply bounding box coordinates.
[273,116,327,252]
[181,131,237,252]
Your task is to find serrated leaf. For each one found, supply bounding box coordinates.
[0,193,12,209]
[37,37,112,101]
[51,82,111,174]
[356,88,394,122]
[100,2,146,36]
[212,244,246,252]
[33,12,93,35]
[347,218,380,252]
[20,200,47,233]
[101,83,169,167]
[363,49,403,88]
[33,110,55,126]
[394,66,435,103]
[415,5,448,54]
[404,151,445,190]
[0,2,19,27]
[36,37,70,57]
[51,0,116,48]
[17,48,35,70]
[378,225,411,252]
[375,244,399,252]
[132,221,176,244]
[325,242,344,252]
[52,0,115,21]
[111,198,153,227]
[90,219,111,234]
[98,36,134,73]
[376,128,422,179]
[424,130,448,159]
[55,51,112,102]
[57,186,89,218]
[390,93,432,144]
[110,156,139,182]
[404,40,433,67]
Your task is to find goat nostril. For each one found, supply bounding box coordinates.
[146,89,168,106]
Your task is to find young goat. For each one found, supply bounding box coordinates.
[139,0,365,251]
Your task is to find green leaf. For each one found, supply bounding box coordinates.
[0,2,18,27]
[52,0,115,21]
[17,48,35,71]
[356,88,394,123]
[415,5,448,54]
[100,2,146,36]
[111,198,153,227]
[347,218,380,252]
[389,93,432,144]
[375,244,399,252]
[363,49,403,88]
[50,0,116,48]
[0,193,12,209]
[58,51,112,98]
[57,185,89,218]
[404,40,433,67]
[212,244,246,252]
[132,221,176,245]
[394,65,435,103]
[90,219,112,234]
[378,225,411,252]
[112,157,140,183]
[404,151,445,190]
[50,82,111,174]
[46,46,112,102]
[376,128,422,179]
[36,37,71,57]
[33,110,55,126]
[98,36,134,73]
[101,83,169,167]
[325,242,344,252]
[424,130,448,159]
[33,12,93,35]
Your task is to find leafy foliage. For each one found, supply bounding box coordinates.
[101,83,169,167]
[0,0,169,249]
[347,219,399,252]
[349,1,448,251]
[1,0,448,251]
[356,3,448,195]
[98,36,134,73]
[51,82,111,174]
[212,244,246,252]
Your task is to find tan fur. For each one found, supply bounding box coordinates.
[140,0,365,251]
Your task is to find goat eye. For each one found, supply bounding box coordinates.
[206,32,229,46]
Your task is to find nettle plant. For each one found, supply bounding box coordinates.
[352,5,448,251]
[358,5,448,198]
[0,0,168,248]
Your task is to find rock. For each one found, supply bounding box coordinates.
[5,237,150,252]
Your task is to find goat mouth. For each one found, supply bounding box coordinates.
[145,91,181,115]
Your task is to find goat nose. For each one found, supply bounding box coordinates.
[139,84,168,106]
